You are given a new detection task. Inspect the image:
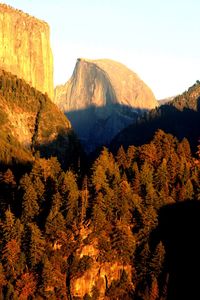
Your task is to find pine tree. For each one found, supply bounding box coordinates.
[127,145,136,167]
[32,176,45,206]
[92,192,108,231]
[41,255,67,298]
[149,276,159,300]
[139,143,157,165]
[2,239,20,280]
[16,272,36,300]
[111,221,135,263]
[0,263,7,297]
[92,148,120,192]
[0,169,16,212]
[60,170,79,226]
[149,242,165,278]
[177,138,191,160]
[27,223,45,269]
[45,192,66,239]
[80,176,89,225]
[20,174,39,223]
[132,162,140,194]
[116,178,133,224]
[1,209,17,245]
[116,145,127,169]
[154,159,168,192]
[136,242,150,281]
[41,256,55,296]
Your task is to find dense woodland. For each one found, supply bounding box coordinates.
[0,128,200,299]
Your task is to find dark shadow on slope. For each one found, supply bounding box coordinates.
[0,129,85,176]
[110,97,200,153]
[156,200,200,300]
[36,129,85,171]
[65,104,148,154]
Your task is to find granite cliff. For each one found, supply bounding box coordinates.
[0,3,54,99]
[54,58,158,152]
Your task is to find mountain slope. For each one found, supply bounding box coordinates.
[54,58,158,153]
[0,69,79,168]
[111,81,200,152]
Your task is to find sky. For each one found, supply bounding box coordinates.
[2,0,200,99]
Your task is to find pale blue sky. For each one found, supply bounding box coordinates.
[2,0,200,98]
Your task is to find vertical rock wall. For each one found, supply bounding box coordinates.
[0,4,54,99]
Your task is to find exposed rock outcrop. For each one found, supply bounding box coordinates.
[54,58,158,153]
[68,226,133,299]
[0,3,54,99]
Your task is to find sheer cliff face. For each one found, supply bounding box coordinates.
[54,58,158,152]
[0,4,54,99]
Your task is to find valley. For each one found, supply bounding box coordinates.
[0,3,200,300]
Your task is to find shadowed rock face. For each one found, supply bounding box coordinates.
[54,58,158,153]
[0,4,54,99]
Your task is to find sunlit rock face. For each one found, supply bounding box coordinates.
[0,4,54,99]
[68,226,133,299]
[54,58,158,153]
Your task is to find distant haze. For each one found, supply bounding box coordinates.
[2,0,200,99]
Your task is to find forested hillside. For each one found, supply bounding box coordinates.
[0,69,80,170]
[0,130,199,299]
[112,81,200,152]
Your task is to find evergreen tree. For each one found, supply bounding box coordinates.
[127,145,136,167]
[80,176,89,225]
[0,263,7,297]
[60,170,79,226]
[27,223,45,269]
[1,209,18,246]
[45,192,66,239]
[2,239,20,280]
[16,272,36,300]
[20,174,39,223]
[116,145,127,169]
[92,192,108,231]
[132,162,140,194]
[150,242,165,278]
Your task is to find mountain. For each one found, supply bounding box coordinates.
[158,95,175,105]
[54,58,158,153]
[0,69,79,168]
[0,3,54,99]
[111,81,200,152]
